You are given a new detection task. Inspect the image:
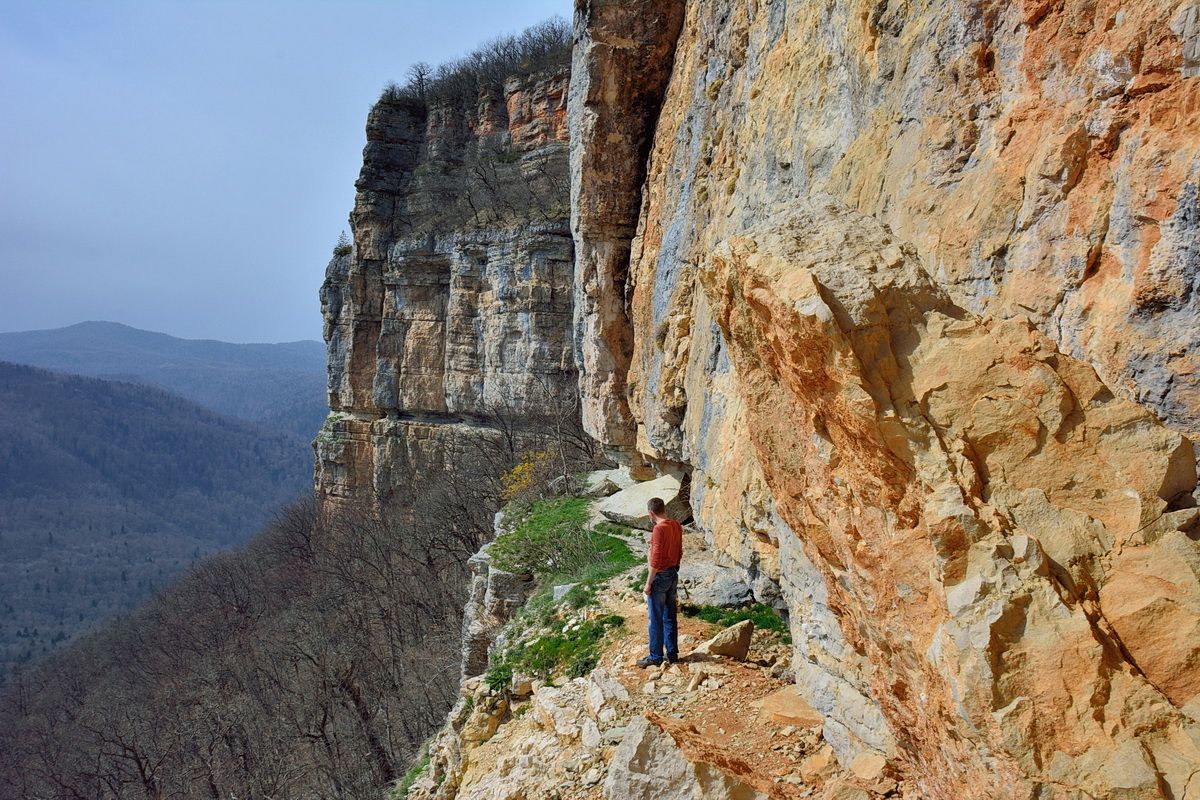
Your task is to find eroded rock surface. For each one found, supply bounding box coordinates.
[603,715,769,800]
[700,202,1198,796]
[461,527,535,681]
[569,0,686,451]
[317,69,577,504]
[570,2,1200,795]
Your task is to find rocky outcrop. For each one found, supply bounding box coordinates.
[596,471,691,529]
[318,68,576,504]
[603,714,770,800]
[460,531,534,681]
[702,202,1198,796]
[571,2,1200,798]
[569,0,686,451]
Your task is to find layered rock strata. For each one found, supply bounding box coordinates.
[569,0,686,451]
[318,69,576,503]
[571,1,1200,797]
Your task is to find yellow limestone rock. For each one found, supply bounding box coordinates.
[569,1,1200,796]
[691,201,1200,798]
[755,686,824,729]
[848,751,888,782]
[799,744,837,783]
[691,620,754,661]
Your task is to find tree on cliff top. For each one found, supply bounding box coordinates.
[379,17,570,111]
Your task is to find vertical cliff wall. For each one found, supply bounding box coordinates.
[318,69,576,504]
[571,1,1200,797]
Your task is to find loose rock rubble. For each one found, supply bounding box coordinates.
[404,525,899,800]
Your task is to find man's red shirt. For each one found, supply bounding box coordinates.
[649,518,683,570]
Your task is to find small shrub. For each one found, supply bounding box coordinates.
[501,450,556,505]
[568,651,600,678]
[332,230,352,257]
[681,602,791,643]
[392,748,431,798]
[485,662,512,693]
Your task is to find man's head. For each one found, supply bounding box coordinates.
[647,497,666,519]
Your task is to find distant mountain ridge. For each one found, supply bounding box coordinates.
[0,321,327,438]
[0,360,312,677]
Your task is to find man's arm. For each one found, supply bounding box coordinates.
[644,524,660,595]
[643,563,658,595]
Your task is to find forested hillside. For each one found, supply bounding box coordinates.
[0,321,327,437]
[0,409,579,798]
[0,499,461,798]
[0,362,311,677]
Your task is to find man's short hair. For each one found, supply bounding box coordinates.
[647,497,666,515]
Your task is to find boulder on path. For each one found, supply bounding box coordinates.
[691,620,754,661]
[583,467,637,498]
[597,473,690,530]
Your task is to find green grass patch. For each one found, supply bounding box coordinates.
[483,496,643,689]
[681,602,791,643]
[489,497,591,576]
[486,610,625,686]
[391,748,431,798]
[594,521,639,539]
[490,497,638,595]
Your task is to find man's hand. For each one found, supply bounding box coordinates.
[643,582,653,596]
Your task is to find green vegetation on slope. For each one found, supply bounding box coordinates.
[681,602,792,643]
[485,497,638,690]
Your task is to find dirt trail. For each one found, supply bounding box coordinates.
[411,505,899,800]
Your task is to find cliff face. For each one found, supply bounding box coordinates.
[317,70,575,503]
[571,1,1200,797]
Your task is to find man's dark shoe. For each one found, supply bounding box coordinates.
[636,656,663,669]
[666,654,680,665]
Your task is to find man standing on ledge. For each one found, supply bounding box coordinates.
[639,497,683,668]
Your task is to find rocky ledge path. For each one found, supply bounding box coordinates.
[404,481,905,800]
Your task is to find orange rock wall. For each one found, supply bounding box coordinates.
[570,0,1200,796]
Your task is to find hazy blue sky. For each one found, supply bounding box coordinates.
[0,0,569,342]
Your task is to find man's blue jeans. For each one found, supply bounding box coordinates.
[647,567,679,663]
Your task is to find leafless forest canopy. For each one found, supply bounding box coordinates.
[380,17,571,110]
[0,391,600,799]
